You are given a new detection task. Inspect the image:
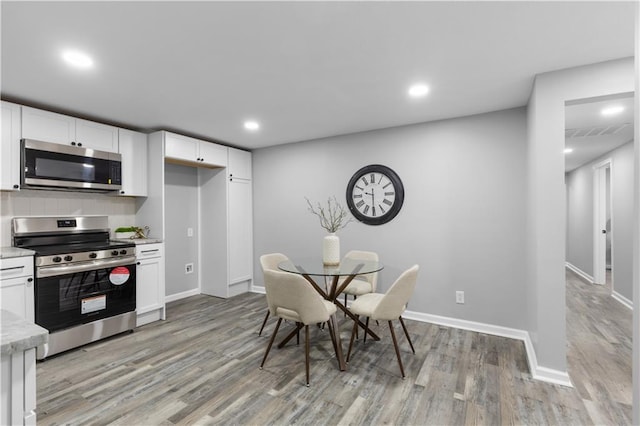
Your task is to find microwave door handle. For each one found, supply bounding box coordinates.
[37,256,136,278]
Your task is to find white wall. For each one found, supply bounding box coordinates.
[526,57,635,376]
[253,107,527,330]
[164,163,199,296]
[566,142,635,302]
[0,190,136,246]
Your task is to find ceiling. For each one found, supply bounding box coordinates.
[565,96,634,172]
[1,1,635,151]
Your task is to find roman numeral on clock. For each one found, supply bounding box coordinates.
[356,200,365,208]
[383,199,392,206]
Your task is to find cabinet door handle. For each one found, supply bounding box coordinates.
[1,266,25,272]
[137,262,141,265]
[13,184,19,189]
[71,141,76,146]
[141,249,160,254]
[78,142,83,147]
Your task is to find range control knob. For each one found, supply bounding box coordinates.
[111,250,119,256]
[120,249,127,255]
[89,253,98,259]
[64,255,73,262]
[52,256,62,263]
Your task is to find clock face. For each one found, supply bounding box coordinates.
[346,164,404,225]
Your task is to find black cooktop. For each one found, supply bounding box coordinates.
[27,240,135,256]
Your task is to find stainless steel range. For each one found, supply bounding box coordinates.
[12,216,137,359]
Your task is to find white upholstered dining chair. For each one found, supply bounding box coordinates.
[258,253,289,336]
[346,264,419,379]
[339,250,379,308]
[259,269,337,386]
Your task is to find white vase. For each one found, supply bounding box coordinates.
[323,233,340,266]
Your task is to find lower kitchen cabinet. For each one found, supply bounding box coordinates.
[0,256,35,322]
[135,243,166,327]
[1,341,38,426]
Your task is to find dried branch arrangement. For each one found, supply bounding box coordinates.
[306,196,352,233]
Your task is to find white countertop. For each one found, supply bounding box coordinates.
[112,238,163,245]
[0,247,36,259]
[0,310,48,355]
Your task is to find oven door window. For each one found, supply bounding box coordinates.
[35,264,136,332]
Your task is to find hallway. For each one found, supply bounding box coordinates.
[566,268,632,424]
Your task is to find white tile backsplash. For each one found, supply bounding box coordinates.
[0,189,137,246]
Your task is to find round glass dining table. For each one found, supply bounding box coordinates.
[277,257,384,371]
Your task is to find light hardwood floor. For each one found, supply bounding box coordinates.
[35,271,631,425]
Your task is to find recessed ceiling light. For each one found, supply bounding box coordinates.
[601,106,624,116]
[564,148,574,154]
[408,84,429,98]
[244,120,260,131]
[62,49,93,69]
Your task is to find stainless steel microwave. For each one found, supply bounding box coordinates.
[21,139,122,191]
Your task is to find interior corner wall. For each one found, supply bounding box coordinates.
[253,107,528,330]
[526,57,635,374]
[566,142,635,301]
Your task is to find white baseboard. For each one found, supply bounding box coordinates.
[248,288,573,387]
[612,290,633,310]
[165,288,200,303]
[565,262,594,284]
[252,285,265,294]
[402,310,573,387]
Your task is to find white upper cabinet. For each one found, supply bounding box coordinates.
[22,106,118,152]
[164,132,227,167]
[118,129,148,197]
[228,147,252,180]
[1,101,22,191]
[75,118,119,152]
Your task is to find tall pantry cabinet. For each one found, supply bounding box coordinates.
[139,131,253,299]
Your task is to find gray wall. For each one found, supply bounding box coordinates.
[253,107,528,329]
[164,163,199,296]
[566,141,635,301]
[526,57,634,373]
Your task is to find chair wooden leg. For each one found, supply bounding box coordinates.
[399,316,415,354]
[260,318,282,369]
[363,317,370,344]
[258,310,270,336]
[305,324,310,386]
[296,322,300,345]
[346,315,359,363]
[388,320,405,379]
[344,294,348,317]
[326,319,338,357]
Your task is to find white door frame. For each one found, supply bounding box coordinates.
[593,158,612,286]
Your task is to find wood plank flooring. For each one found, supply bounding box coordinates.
[35,271,632,425]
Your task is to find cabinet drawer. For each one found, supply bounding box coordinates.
[0,257,34,281]
[136,244,163,260]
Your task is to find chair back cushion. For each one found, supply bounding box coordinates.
[264,269,332,325]
[373,265,419,321]
[260,253,289,272]
[260,253,289,315]
[344,250,379,292]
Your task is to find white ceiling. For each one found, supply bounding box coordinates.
[1,1,635,151]
[565,96,634,172]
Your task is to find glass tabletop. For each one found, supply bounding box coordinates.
[278,258,383,277]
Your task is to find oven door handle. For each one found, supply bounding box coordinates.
[37,256,137,278]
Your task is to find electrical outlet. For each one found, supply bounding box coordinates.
[187,227,193,237]
[185,263,194,274]
[456,291,464,304]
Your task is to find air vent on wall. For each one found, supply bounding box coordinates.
[565,123,631,138]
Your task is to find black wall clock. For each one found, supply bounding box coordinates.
[346,164,404,225]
